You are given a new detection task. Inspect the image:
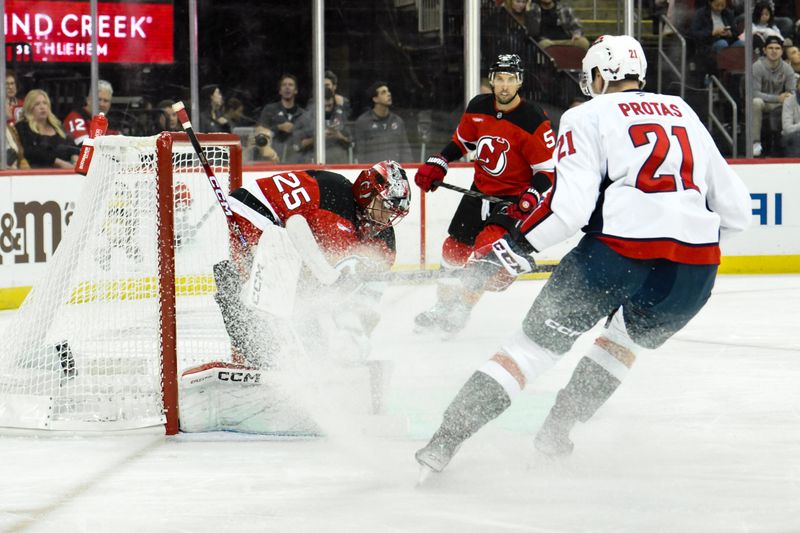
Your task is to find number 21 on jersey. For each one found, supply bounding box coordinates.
[557,125,699,194]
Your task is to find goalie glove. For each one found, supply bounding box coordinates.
[333,255,380,292]
[462,234,536,292]
[414,154,448,192]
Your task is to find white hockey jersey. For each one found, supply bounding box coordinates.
[520,91,752,264]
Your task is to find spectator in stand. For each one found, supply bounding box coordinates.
[199,85,231,134]
[5,70,24,124]
[63,80,114,145]
[691,0,743,54]
[781,74,800,156]
[16,89,79,169]
[224,97,256,130]
[4,122,29,169]
[354,81,412,164]
[325,70,352,119]
[753,35,795,156]
[293,87,352,164]
[787,46,800,74]
[750,1,787,52]
[523,0,590,50]
[258,74,306,163]
[250,125,280,163]
[506,0,532,27]
[154,99,180,133]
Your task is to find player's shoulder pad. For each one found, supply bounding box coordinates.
[507,99,552,134]
[465,93,497,115]
[305,169,349,186]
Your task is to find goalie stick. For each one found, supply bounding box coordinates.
[173,101,248,249]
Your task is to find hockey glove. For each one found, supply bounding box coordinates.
[415,154,448,192]
[333,255,380,292]
[517,186,543,214]
[462,234,536,292]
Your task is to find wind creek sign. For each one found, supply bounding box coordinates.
[3,0,174,63]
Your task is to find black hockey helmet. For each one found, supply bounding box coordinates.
[489,54,524,83]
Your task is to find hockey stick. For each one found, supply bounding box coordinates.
[362,263,557,283]
[175,203,217,247]
[432,180,513,206]
[173,101,247,249]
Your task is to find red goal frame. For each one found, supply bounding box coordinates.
[156,132,242,434]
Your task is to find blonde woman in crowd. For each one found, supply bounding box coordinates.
[15,89,79,169]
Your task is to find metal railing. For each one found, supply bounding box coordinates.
[707,75,738,157]
[480,2,582,110]
[656,15,686,100]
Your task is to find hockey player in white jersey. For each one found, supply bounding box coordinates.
[415,34,752,474]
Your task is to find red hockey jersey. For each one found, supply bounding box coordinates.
[228,169,396,263]
[453,94,555,196]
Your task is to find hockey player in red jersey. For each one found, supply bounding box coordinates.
[212,160,411,367]
[413,53,555,335]
[63,81,115,146]
[415,35,752,474]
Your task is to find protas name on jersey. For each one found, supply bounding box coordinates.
[227,170,396,259]
[453,93,555,197]
[519,91,751,265]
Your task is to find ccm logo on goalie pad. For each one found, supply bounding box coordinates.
[491,240,532,275]
[218,370,262,383]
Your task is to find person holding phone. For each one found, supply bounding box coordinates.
[691,0,743,54]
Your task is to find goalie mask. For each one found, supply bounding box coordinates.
[353,160,411,232]
[489,54,524,85]
[580,35,647,97]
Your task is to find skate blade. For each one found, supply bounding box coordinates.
[415,464,435,487]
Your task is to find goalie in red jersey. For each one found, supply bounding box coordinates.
[212,160,411,368]
[179,161,411,433]
[413,53,556,335]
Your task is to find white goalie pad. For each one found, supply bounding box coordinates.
[179,361,316,434]
[178,361,401,435]
[241,224,303,318]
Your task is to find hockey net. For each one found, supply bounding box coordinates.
[0,133,242,435]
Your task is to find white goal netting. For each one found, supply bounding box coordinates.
[0,134,240,432]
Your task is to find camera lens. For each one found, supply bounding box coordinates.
[254,133,269,147]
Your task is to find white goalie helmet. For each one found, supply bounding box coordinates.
[580,35,647,97]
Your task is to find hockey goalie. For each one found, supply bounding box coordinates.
[179,160,412,434]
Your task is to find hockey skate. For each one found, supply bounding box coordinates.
[413,300,471,336]
[533,412,575,456]
[415,434,462,474]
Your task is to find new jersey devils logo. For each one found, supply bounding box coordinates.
[475,136,510,176]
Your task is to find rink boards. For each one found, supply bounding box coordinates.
[0,159,797,309]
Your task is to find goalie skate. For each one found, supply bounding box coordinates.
[413,300,470,336]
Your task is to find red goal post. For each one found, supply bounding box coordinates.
[0,132,242,435]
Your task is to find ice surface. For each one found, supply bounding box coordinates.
[1,275,799,533]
